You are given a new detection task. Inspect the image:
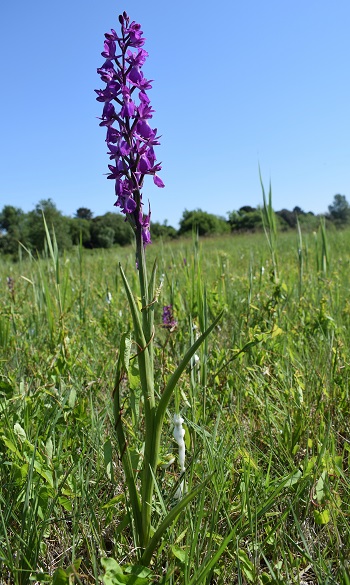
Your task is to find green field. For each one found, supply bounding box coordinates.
[1,226,350,584]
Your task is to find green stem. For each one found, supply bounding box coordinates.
[120,233,222,554]
[118,262,155,548]
[135,232,158,548]
[136,230,150,338]
[113,370,142,547]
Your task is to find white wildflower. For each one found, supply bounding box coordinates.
[192,353,200,368]
[173,413,186,499]
[192,323,200,341]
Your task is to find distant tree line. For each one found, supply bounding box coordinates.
[0,200,135,256]
[0,194,349,257]
[178,194,350,236]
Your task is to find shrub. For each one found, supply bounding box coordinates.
[179,209,230,236]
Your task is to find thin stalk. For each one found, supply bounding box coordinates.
[320,216,329,276]
[135,234,159,549]
[136,229,149,331]
[113,367,142,547]
[119,262,156,548]
[296,216,303,298]
[259,169,278,282]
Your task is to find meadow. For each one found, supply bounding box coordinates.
[1,225,350,584]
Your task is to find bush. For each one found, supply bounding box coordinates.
[91,212,134,247]
[94,226,115,248]
[328,194,350,225]
[150,221,178,240]
[26,199,73,253]
[69,218,92,247]
[228,208,263,232]
[179,209,230,236]
[0,206,29,255]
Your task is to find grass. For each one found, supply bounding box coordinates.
[1,226,350,584]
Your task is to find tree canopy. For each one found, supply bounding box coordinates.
[328,194,350,224]
[179,209,230,236]
[1,194,350,258]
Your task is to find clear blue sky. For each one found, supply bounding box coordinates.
[1,0,349,227]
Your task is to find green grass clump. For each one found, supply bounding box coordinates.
[1,226,350,584]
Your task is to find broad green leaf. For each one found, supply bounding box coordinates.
[2,435,23,458]
[101,557,123,576]
[52,560,82,584]
[284,470,302,487]
[65,559,82,576]
[102,558,151,585]
[12,463,29,485]
[34,460,54,488]
[128,362,140,391]
[30,572,51,582]
[271,324,283,338]
[171,544,187,563]
[315,471,326,503]
[314,509,330,525]
[37,485,52,515]
[102,494,124,509]
[52,568,69,585]
[58,496,72,512]
[238,549,255,582]
[124,565,154,579]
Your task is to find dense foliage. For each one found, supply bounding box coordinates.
[1,194,349,258]
[178,209,230,236]
[0,200,134,256]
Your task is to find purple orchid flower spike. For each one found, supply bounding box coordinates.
[96,11,164,247]
[162,305,178,330]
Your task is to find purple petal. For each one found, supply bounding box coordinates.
[105,29,118,40]
[139,90,150,104]
[124,195,137,213]
[115,179,123,194]
[136,120,155,140]
[153,174,165,188]
[142,228,151,246]
[106,126,120,143]
[128,66,143,85]
[138,154,151,173]
[102,39,116,59]
[97,60,117,83]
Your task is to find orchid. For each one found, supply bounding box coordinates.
[162,305,177,330]
[96,13,222,570]
[96,11,164,248]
